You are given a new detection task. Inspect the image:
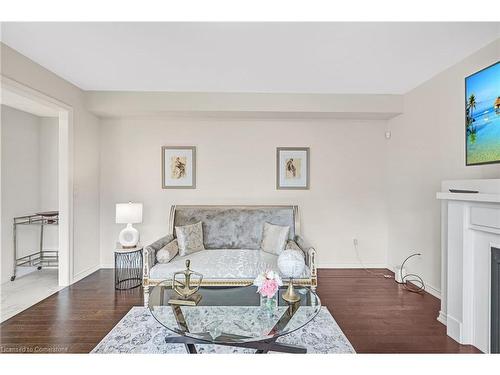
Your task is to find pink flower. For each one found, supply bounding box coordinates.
[258,279,279,298]
[253,269,283,298]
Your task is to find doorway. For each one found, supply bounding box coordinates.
[0,76,73,321]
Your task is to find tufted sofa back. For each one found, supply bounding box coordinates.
[170,205,298,250]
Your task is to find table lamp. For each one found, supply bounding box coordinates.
[116,202,143,248]
[278,250,306,303]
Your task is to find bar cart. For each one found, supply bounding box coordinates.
[11,211,59,281]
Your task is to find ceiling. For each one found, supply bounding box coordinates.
[1,22,499,94]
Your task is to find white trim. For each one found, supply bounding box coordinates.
[1,75,72,111]
[429,286,442,299]
[422,283,441,299]
[437,310,447,325]
[72,264,101,283]
[100,263,115,269]
[58,109,74,286]
[319,263,388,269]
[1,74,74,287]
[437,192,500,203]
[387,265,441,299]
[445,313,463,343]
[318,264,443,293]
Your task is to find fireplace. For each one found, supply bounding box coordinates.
[492,247,500,354]
[437,179,500,353]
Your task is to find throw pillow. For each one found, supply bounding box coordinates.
[156,239,179,264]
[175,221,205,256]
[285,240,305,258]
[261,222,290,255]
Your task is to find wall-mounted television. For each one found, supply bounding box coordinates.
[465,61,500,166]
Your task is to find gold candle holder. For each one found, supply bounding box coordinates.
[282,278,300,303]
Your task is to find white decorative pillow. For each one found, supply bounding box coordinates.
[285,240,305,258]
[156,239,179,264]
[278,249,306,278]
[260,222,290,256]
[175,221,205,256]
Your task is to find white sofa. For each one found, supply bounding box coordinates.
[143,205,317,306]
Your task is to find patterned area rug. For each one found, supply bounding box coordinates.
[91,306,355,354]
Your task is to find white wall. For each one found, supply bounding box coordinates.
[386,39,500,294]
[39,117,59,211]
[86,91,403,119]
[0,105,58,283]
[39,116,59,251]
[99,116,389,268]
[1,105,40,283]
[1,43,101,281]
[3,37,499,292]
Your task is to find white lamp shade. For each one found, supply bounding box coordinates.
[116,202,143,224]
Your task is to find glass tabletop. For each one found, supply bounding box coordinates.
[148,281,321,344]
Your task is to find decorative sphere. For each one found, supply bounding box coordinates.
[277,250,305,278]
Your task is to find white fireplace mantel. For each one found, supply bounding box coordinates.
[437,179,500,353]
[436,192,500,203]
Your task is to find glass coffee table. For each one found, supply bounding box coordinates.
[148,281,321,354]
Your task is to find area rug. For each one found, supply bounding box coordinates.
[91,306,355,354]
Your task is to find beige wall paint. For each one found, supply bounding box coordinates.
[1,43,101,280]
[86,91,403,119]
[99,116,389,268]
[386,39,500,293]
[1,105,41,283]
[0,106,58,283]
[39,117,59,212]
[2,36,499,294]
[38,116,59,252]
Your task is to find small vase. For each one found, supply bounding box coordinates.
[260,294,278,312]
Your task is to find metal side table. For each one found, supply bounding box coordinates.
[114,243,143,290]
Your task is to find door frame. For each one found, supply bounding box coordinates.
[1,75,74,286]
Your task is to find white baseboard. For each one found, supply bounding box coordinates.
[424,284,441,299]
[72,264,101,283]
[445,313,462,343]
[437,310,447,325]
[318,263,388,269]
[319,263,442,300]
[387,265,441,299]
[100,263,114,269]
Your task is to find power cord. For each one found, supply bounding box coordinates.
[353,239,393,279]
[353,239,426,293]
[396,253,425,293]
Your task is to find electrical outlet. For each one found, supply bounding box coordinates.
[353,238,358,246]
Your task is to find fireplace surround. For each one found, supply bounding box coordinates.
[437,179,500,353]
[492,247,500,354]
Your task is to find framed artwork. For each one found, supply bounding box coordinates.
[276,147,310,190]
[161,146,196,189]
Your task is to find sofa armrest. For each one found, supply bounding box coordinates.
[143,234,175,280]
[307,247,317,278]
[143,247,155,280]
[295,235,317,278]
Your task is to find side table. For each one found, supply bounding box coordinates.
[114,243,143,290]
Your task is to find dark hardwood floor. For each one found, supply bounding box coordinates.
[316,269,479,353]
[0,268,480,353]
